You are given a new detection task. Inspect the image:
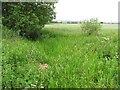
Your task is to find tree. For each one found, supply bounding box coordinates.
[2,2,56,40]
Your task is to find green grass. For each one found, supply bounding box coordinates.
[2,24,119,88]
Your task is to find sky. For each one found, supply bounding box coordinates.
[54,0,119,22]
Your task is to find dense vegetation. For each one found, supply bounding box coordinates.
[2,2,56,40]
[2,24,118,88]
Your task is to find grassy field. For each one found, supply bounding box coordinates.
[2,24,119,88]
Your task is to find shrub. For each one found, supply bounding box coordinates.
[2,2,56,40]
[81,18,101,35]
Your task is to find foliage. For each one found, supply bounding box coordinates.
[81,18,101,35]
[2,24,119,88]
[2,2,56,40]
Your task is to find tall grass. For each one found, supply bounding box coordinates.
[2,24,119,88]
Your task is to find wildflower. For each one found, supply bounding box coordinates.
[102,37,110,41]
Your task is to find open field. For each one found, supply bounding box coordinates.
[43,24,118,35]
[2,24,119,88]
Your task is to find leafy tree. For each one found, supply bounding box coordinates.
[2,2,56,40]
[81,18,101,35]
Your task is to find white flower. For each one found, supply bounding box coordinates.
[102,37,110,41]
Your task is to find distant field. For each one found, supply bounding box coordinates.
[43,24,118,35]
[2,24,119,88]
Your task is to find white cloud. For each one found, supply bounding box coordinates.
[55,0,119,22]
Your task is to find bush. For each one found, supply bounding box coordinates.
[2,2,56,40]
[81,18,101,35]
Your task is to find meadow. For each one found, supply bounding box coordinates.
[2,23,119,88]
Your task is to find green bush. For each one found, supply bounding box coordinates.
[81,18,101,35]
[2,2,56,40]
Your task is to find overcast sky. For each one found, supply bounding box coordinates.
[54,0,119,22]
